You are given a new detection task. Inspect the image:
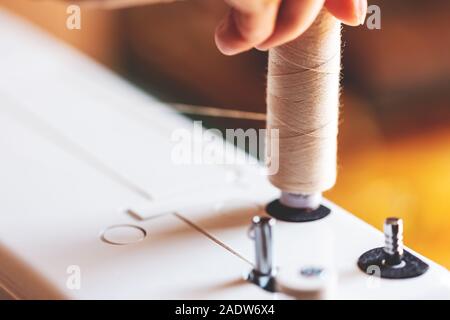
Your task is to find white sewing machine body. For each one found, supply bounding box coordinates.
[0,11,448,300]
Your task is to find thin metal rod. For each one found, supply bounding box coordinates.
[250,216,276,276]
[172,104,266,121]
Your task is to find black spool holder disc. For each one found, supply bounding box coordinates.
[265,199,331,223]
[357,247,429,279]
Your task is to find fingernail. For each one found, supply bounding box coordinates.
[215,20,234,55]
[255,45,269,52]
[357,0,368,25]
[215,35,238,56]
[218,44,238,56]
[215,18,227,36]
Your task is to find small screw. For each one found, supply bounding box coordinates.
[383,217,405,267]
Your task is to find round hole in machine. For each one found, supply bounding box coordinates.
[101,224,147,246]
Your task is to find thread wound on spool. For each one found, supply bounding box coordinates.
[266,9,341,194]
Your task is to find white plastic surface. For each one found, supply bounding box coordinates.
[101,225,147,245]
[0,10,449,300]
[276,266,336,300]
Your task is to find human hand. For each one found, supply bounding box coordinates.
[215,0,368,55]
[68,0,368,55]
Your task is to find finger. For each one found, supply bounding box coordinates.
[215,0,281,55]
[256,0,325,51]
[223,0,278,14]
[68,0,180,10]
[325,0,368,26]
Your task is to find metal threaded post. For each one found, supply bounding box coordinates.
[383,217,404,266]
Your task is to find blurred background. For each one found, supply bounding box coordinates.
[1,0,449,267]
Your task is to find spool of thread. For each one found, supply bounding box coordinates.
[266,9,341,195]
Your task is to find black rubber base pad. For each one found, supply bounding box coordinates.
[358,247,429,279]
[247,270,276,292]
[265,199,331,222]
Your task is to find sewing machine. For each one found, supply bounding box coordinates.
[0,10,448,300]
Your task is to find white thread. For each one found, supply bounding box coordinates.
[266,9,341,194]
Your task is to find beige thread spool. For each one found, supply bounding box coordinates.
[266,9,341,208]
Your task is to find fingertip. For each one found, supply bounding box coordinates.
[326,0,367,26]
[258,0,325,51]
[215,4,279,56]
[254,45,269,52]
[214,33,239,56]
[256,40,280,51]
[214,15,243,56]
[357,0,368,25]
